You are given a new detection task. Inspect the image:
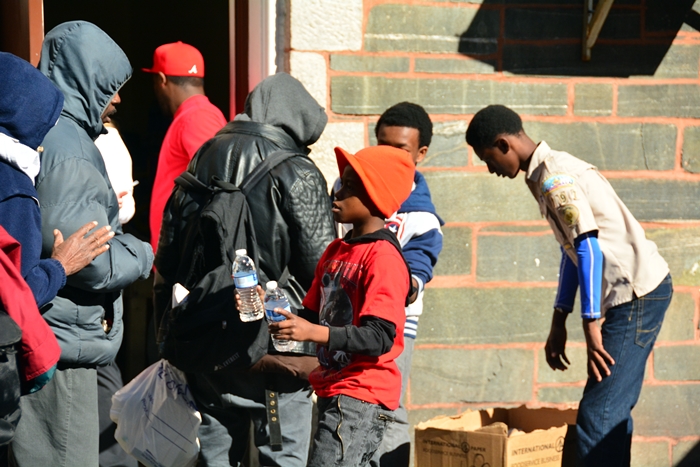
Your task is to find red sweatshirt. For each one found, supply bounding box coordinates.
[0,226,60,381]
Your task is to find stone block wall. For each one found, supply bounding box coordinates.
[288,1,700,465]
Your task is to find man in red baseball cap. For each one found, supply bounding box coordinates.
[143,41,226,256]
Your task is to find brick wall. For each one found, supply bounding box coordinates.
[288,1,700,465]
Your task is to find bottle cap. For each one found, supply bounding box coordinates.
[235,249,247,256]
[266,281,277,290]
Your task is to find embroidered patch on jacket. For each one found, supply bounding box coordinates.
[541,174,575,195]
[385,220,400,235]
[558,204,580,226]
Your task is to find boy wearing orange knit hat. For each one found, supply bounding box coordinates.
[269,145,415,467]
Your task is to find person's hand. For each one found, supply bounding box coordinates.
[408,277,419,304]
[545,321,570,371]
[269,309,329,345]
[234,285,265,310]
[51,221,114,275]
[583,318,615,382]
[117,191,128,209]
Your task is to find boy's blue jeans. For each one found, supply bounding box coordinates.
[308,394,395,467]
[576,274,672,467]
[370,335,414,467]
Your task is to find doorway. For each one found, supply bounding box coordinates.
[43,0,232,378]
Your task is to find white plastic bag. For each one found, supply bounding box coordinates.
[110,359,201,467]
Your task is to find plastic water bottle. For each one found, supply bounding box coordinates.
[232,249,264,322]
[264,281,295,352]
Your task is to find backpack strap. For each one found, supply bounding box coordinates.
[176,172,240,194]
[265,375,283,452]
[345,229,416,307]
[175,150,301,195]
[175,171,213,194]
[209,176,240,193]
[239,150,302,195]
[238,150,300,291]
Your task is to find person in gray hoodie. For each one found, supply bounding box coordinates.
[9,22,153,467]
[155,72,335,467]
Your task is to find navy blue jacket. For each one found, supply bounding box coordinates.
[396,171,444,286]
[0,163,65,307]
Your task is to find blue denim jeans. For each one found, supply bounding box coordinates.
[576,274,672,467]
[308,394,395,467]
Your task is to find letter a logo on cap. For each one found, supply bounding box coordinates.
[143,42,205,77]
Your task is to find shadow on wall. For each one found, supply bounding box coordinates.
[459,0,698,77]
[677,440,700,467]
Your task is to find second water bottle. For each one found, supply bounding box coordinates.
[264,281,296,352]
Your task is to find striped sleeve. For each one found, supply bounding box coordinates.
[404,316,419,339]
[554,248,577,313]
[575,232,603,319]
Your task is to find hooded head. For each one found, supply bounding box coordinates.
[242,73,327,148]
[0,52,64,150]
[38,21,132,140]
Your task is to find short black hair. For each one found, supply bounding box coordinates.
[376,102,433,148]
[167,75,204,88]
[465,105,523,150]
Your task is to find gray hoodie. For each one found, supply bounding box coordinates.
[237,72,328,148]
[36,21,153,366]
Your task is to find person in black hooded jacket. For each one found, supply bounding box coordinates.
[155,72,335,467]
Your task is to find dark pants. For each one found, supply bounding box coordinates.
[11,367,99,467]
[370,335,414,467]
[576,274,672,467]
[191,371,313,467]
[97,362,137,467]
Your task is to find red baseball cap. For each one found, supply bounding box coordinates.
[335,146,414,218]
[142,41,204,78]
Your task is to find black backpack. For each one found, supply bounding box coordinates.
[158,150,301,374]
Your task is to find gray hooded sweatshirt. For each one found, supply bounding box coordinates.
[236,72,328,148]
[36,21,153,367]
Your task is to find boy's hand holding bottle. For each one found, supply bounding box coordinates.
[235,285,329,345]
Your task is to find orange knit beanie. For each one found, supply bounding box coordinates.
[335,146,414,218]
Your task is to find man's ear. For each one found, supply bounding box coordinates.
[416,146,428,164]
[156,71,167,87]
[495,136,510,155]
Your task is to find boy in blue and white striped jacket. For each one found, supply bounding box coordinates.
[368,102,444,467]
[331,102,443,466]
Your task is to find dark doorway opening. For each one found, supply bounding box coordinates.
[44,0,231,242]
[43,0,232,378]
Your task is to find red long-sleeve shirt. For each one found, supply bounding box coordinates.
[150,95,226,254]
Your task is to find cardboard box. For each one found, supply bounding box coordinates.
[414,405,577,467]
